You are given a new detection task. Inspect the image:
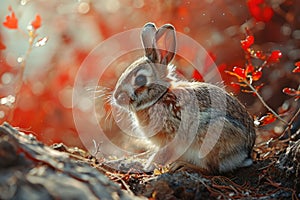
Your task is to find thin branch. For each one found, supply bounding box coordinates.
[244,80,288,125]
[279,107,300,139]
[7,29,37,122]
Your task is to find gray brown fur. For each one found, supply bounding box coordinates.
[112,23,256,174]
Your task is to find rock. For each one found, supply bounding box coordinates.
[0,123,145,200]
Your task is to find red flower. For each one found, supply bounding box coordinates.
[245,64,262,81]
[256,113,276,126]
[226,65,262,82]
[0,40,6,50]
[283,88,300,100]
[252,71,262,81]
[241,35,254,50]
[245,64,254,74]
[254,50,265,59]
[254,83,264,92]
[230,82,242,91]
[247,0,274,22]
[267,50,282,63]
[233,67,246,79]
[31,14,42,30]
[218,63,227,73]
[3,9,18,29]
[226,67,246,81]
[293,61,300,73]
[192,70,203,82]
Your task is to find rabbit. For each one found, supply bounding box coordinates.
[111,22,256,174]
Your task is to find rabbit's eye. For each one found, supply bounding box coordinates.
[134,74,147,87]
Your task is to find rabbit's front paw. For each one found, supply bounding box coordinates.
[168,160,210,174]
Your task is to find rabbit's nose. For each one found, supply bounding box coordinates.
[115,91,130,106]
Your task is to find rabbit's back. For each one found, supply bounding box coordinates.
[134,81,256,173]
[189,82,256,172]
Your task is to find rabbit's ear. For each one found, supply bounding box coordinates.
[154,24,176,65]
[141,23,158,61]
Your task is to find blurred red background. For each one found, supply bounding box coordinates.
[0,0,299,148]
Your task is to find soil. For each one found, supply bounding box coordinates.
[0,122,299,200]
